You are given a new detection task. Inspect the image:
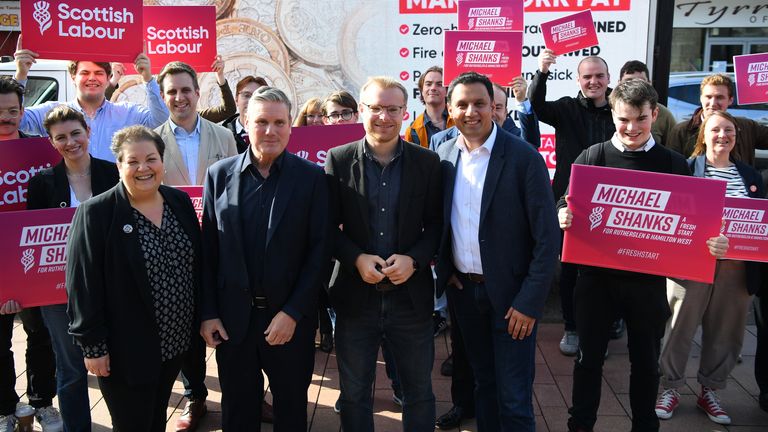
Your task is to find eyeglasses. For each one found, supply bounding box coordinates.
[361,103,404,117]
[0,108,21,119]
[324,110,357,122]
[305,114,323,121]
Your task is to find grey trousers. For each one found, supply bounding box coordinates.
[660,260,752,389]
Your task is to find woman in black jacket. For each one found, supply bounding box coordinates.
[65,125,200,431]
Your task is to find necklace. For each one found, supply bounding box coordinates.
[66,169,91,178]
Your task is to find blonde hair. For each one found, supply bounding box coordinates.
[293,97,323,127]
[359,76,408,104]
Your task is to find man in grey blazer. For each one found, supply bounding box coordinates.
[435,72,559,431]
[155,61,237,187]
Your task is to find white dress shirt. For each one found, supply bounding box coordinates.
[610,133,656,152]
[451,124,498,274]
[170,116,202,185]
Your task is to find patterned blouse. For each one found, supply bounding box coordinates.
[81,202,195,361]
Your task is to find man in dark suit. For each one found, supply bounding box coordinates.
[199,86,329,431]
[435,72,559,431]
[325,76,442,431]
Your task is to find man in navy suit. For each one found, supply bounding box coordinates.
[199,86,329,431]
[435,72,559,431]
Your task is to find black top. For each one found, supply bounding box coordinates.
[239,152,283,298]
[363,140,403,259]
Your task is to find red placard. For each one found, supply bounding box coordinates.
[21,0,143,62]
[0,137,61,212]
[722,196,768,262]
[562,164,726,283]
[288,123,365,167]
[540,10,599,55]
[0,207,75,307]
[176,185,203,226]
[443,30,523,85]
[143,6,217,74]
[733,53,768,106]
[457,0,524,32]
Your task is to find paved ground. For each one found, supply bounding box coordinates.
[9,316,768,431]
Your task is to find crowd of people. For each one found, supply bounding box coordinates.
[0,40,765,432]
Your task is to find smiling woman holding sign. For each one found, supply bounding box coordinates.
[65,125,200,431]
[655,110,765,426]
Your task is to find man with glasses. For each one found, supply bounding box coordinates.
[223,75,269,153]
[326,76,442,431]
[322,91,359,125]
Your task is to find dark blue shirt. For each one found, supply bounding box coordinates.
[364,140,403,259]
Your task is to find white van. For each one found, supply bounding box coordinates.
[0,59,76,105]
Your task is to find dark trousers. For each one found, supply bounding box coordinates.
[568,268,669,432]
[98,355,183,432]
[447,291,475,413]
[755,292,768,394]
[450,276,537,432]
[216,308,315,431]
[180,334,208,401]
[318,290,333,335]
[560,261,578,331]
[0,307,56,415]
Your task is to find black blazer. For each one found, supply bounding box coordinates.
[26,156,119,210]
[325,139,442,318]
[66,183,201,384]
[435,127,560,319]
[200,151,329,344]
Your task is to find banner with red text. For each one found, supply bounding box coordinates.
[457,0,524,31]
[562,164,726,283]
[0,137,60,212]
[21,0,143,62]
[288,123,365,167]
[734,52,768,105]
[0,207,74,307]
[143,6,217,74]
[540,10,599,55]
[444,30,522,84]
[722,196,768,262]
[176,185,203,226]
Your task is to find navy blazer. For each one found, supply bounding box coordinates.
[689,155,765,295]
[435,126,560,319]
[200,151,329,344]
[66,183,201,384]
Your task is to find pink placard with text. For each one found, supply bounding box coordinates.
[443,30,523,85]
[562,164,726,283]
[0,137,61,212]
[540,10,599,55]
[722,196,768,262]
[457,0,524,32]
[734,53,768,105]
[0,207,75,307]
[142,6,217,74]
[21,0,143,62]
[288,123,365,167]
[176,186,203,226]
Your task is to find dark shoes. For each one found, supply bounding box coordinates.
[433,313,449,337]
[609,318,625,340]
[319,332,334,353]
[176,399,207,432]
[440,354,453,377]
[261,400,274,423]
[435,405,474,430]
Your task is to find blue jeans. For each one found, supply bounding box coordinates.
[40,304,91,432]
[336,289,435,432]
[450,276,537,432]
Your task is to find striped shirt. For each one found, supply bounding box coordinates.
[704,164,748,197]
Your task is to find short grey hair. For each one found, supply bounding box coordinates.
[247,86,292,118]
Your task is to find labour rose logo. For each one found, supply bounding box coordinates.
[589,206,604,231]
[456,53,463,66]
[21,248,35,274]
[468,18,475,30]
[749,73,756,86]
[33,1,53,35]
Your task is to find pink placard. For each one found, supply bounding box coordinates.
[142,6,216,74]
[733,53,768,105]
[722,196,768,262]
[175,185,203,226]
[562,164,726,283]
[443,30,523,85]
[540,10,599,55]
[21,0,143,62]
[288,123,365,167]
[0,137,61,212]
[457,0,524,32]
[0,207,75,307]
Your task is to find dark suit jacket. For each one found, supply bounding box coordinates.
[200,151,329,344]
[26,156,119,210]
[435,127,560,319]
[325,138,442,318]
[66,183,201,384]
